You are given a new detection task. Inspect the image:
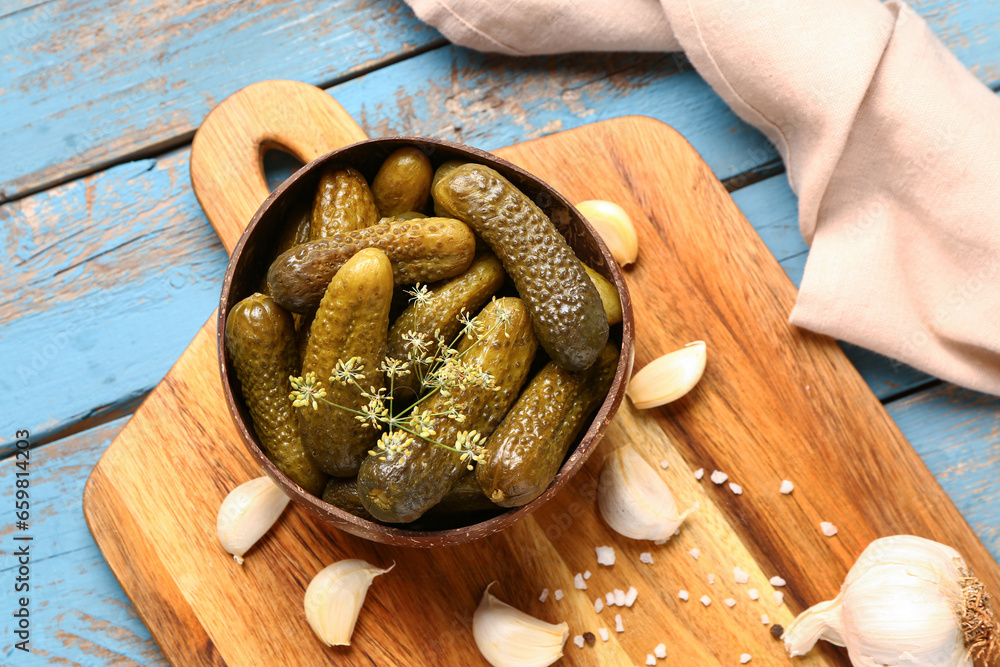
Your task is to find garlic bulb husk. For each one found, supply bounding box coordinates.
[304,559,394,647]
[575,199,638,266]
[627,341,706,409]
[473,582,569,667]
[785,535,998,666]
[216,476,290,565]
[597,446,698,541]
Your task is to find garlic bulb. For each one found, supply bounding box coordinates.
[575,199,638,266]
[216,476,290,564]
[627,341,706,409]
[784,535,998,666]
[304,559,394,647]
[597,446,698,541]
[473,583,569,667]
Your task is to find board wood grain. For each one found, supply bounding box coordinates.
[83,92,1000,665]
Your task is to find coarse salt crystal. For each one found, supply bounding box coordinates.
[821,522,838,537]
[584,570,592,580]
[654,538,668,545]
[554,589,564,601]
[596,545,616,566]
[689,548,701,560]
[769,576,786,587]
[639,552,654,565]
[539,588,549,602]
[707,573,715,585]
[659,459,669,469]
[774,591,784,606]
[780,480,794,494]
[625,586,639,607]
[595,598,604,613]
[599,628,610,642]
[724,598,737,607]
[646,655,656,665]
[748,589,759,600]
[740,653,752,663]
[700,595,711,606]
[734,567,750,584]
[606,592,615,605]
[615,614,624,633]
[694,468,705,480]
[575,573,588,590]
[655,644,667,659]
[761,614,770,625]
[729,482,743,495]
[614,589,626,606]
[710,470,728,485]
[574,635,585,648]
[678,590,689,601]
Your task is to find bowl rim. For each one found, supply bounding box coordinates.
[217,134,634,547]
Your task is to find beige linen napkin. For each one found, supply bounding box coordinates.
[406,0,1000,396]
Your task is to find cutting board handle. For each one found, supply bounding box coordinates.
[190,80,368,254]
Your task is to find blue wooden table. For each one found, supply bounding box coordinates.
[1,0,998,663]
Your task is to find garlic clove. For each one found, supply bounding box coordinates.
[575,200,638,266]
[597,446,698,541]
[627,341,706,409]
[304,559,394,647]
[784,535,996,666]
[473,582,569,667]
[217,476,290,565]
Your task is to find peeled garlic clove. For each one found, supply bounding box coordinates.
[474,583,569,667]
[217,476,290,565]
[597,446,698,541]
[304,559,394,647]
[627,341,706,409]
[576,200,638,266]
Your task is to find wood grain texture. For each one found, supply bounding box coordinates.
[2,42,966,454]
[2,0,998,202]
[0,0,441,201]
[83,115,1000,666]
[8,380,997,666]
[190,80,367,253]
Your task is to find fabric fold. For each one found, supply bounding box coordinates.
[401,0,1000,395]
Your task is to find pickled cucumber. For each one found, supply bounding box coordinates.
[431,160,467,217]
[224,293,327,495]
[386,252,506,399]
[323,472,494,521]
[433,164,608,371]
[477,343,619,507]
[298,248,393,476]
[357,297,538,523]
[276,199,313,256]
[372,147,433,217]
[267,218,476,313]
[311,166,379,239]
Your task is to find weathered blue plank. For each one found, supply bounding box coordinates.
[0,417,167,666]
[888,384,1000,560]
[731,176,934,400]
[0,0,442,200]
[0,152,227,454]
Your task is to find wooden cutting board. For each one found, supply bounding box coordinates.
[84,81,1000,666]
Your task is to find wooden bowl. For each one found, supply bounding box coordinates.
[218,136,634,547]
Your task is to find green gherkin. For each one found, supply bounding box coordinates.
[322,472,494,521]
[225,293,327,496]
[358,297,538,523]
[477,343,619,508]
[299,248,393,477]
[386,251,506,400]
[311,166,379,239]
[433,163,609,371]
[266,218,476,314]
[372,147,433,217]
